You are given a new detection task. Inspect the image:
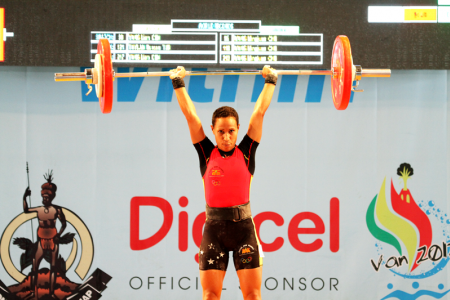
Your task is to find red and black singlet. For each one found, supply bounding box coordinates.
[194,134,259,207]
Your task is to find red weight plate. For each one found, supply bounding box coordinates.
[97,39,113,114]
[331,35,352,110]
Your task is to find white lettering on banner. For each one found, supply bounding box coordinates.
[80,290,92,300]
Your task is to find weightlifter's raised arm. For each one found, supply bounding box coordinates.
[170,66,206,144]
[247,65,277,143]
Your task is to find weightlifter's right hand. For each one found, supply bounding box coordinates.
[170,66,186,79]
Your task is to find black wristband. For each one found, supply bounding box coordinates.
[172,77,185,89]
[265,74,277,85]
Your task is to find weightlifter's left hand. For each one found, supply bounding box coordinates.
[262,65,277,79]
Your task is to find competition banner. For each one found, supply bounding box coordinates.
[0,68,449,299]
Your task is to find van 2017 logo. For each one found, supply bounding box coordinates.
[366,163,450,299]
[0,169,112,300]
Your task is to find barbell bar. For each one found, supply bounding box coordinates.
[54,36,391,114]
[55,69,389,80]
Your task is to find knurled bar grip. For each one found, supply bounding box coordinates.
[54,73,88,81]
[54,69,391,82]
[360,69,391,77]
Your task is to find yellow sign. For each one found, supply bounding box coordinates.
[404,8,437,21]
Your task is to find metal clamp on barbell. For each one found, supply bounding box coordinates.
[352,65,364,93]
[84,68,94,96]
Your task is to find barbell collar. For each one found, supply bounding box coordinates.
[361,69,391,78]
[85,68,93,84]
[54,72,86,82]
[354,65,362,81]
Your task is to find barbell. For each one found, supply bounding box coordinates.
[54,36,390,114]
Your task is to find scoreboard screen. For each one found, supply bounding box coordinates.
[1,0,450,69]
[90,21,321,66]
[219,33,322,65]
[91,31,218,64]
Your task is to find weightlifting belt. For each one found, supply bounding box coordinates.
[206,202,251,222]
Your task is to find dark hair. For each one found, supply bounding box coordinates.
[212,106,239,127]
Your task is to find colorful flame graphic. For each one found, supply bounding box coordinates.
[390,179,432,271]
[366,176,433,272]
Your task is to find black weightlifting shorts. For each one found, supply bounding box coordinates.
[198,217,264,271]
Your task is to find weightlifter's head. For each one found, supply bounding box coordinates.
[211,106,240,152]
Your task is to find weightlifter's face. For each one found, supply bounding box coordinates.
[211,117,240,152]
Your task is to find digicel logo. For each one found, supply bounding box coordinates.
[130,197,339,261]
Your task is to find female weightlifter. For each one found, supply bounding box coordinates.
[170,65,277,300]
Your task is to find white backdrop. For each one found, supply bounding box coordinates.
[0,67,449,299]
